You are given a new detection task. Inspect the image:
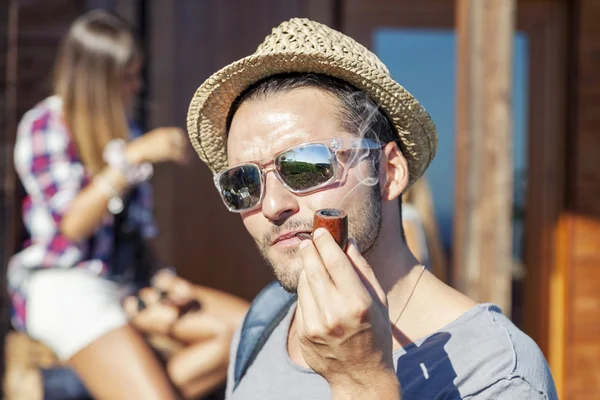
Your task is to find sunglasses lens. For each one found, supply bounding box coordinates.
[217,164,262,211]
[275,144,334,191]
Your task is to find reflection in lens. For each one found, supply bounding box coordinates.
[276,144,334,191]
[218,164,261,210]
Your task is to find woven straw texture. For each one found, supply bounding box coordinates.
[187,18,438,188]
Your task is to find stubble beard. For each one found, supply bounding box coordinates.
[255,185,382,293]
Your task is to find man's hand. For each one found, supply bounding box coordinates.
[296,227,401,399]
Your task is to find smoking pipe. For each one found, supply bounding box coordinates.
[296,208,348,250]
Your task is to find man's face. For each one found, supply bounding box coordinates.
[227,88,382,292]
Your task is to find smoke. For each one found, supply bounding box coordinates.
[334,91,385,210]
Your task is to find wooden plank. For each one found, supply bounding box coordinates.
[0,0,19,390]
[2,0,19,268]
[113,0,137,25]
[303,0,337,27]
[567,341,600,398]
[146,0,177,265]
[549,214,571,399]
[85,0,114,10]
[514,4,568,394]
[453,0,516,314]
[564,0,600,397]
[573,0,600,216]
[563,0,600,399]
[572,261,600,342]
[343,0,454,49]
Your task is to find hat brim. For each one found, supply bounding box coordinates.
[186,50,437,189]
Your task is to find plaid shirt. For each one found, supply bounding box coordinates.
[7,96,158,331]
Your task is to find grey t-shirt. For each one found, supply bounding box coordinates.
[226,303,557,399]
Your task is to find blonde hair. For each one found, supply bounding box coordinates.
[53,10,140,175]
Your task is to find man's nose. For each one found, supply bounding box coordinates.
[261,172,299,222]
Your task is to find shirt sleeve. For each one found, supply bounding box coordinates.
[464,377,554,400]
[14,110,87,227]
[12,106,89,270]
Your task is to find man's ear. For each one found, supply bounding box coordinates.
[380,141,409,201]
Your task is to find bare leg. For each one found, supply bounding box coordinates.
[125,272,250,398]
[4,369,43,400]
[124,297,236,398]
[164,287,247,398]
[67,324,180,400]
[166,331,231,399]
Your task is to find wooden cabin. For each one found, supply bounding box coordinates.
[1,1,599,398]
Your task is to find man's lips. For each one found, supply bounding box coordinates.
[272,231,312,246]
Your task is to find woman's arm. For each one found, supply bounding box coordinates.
[59,165,130,241]
[61,127,188,242]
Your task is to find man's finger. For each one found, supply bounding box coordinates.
[299,238,336,309]
[296,270,323,343]
[297,268,320,328]
[312,228,365,293]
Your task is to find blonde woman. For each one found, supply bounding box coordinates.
[7,10,246,400]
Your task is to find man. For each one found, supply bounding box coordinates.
[186,18,557,399]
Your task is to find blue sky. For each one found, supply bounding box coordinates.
[374,29,529,247]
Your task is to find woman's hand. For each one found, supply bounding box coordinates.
[125,127,190,165]
[124,269,199,337]
[151,268,195,306]
[124,287,180,337]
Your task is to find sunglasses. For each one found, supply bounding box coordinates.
[214,137,383,213]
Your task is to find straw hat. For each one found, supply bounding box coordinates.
[186,18,438,189]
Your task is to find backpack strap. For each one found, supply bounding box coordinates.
[233,281,296,391]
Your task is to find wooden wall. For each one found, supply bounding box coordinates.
[0,0,87,390]
[559,0,600,397]
[0,0,13,388]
